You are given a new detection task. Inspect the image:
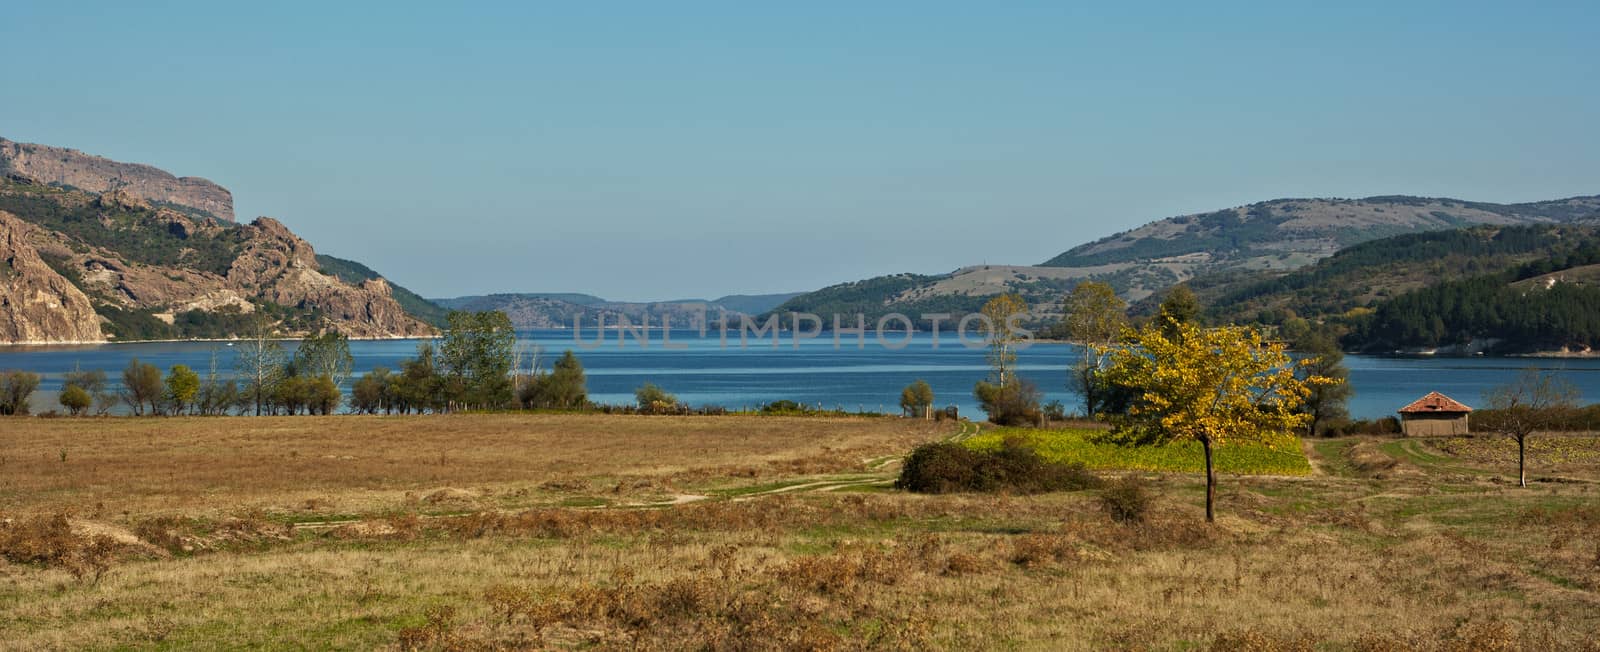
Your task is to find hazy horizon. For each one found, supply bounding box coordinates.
[5,2,1598,301]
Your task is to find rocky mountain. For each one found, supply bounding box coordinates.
[1,137,235,221]
[0,211,103,343]
[315,254,450,327]
[0,138,437,344]
[767,193,1600,327]
[1041,195,1600,300]
[436,292,801,330]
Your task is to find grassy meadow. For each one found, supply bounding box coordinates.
[2,415,1599,650]
[964,427,1314,476]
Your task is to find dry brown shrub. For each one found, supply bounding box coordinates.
[1009,533,1079,569]
[1123,516,1223,551]
[942,551,987,576]
[396,605,465,651]
[135,615,177,643]
[445,511,509,539]
[211,515,292,548]
[423,488,479,505]
[1518,504,1600,528]
[539,478,590,493]
[387,512,423,540]
[299,497,336,511]
[1209,627,1316,652]
[132,516,194,553]
[1312,504,1376,533]
[482,584,537,626]
[778,554,863,595]
[0,513,121,582]
[1100,475,1153,523]
[1351,620,1583,652]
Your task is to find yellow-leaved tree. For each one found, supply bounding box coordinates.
[1097,320,1328,522]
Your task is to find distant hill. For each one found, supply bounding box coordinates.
[767,194,1600,328]
[1041,195,1600,301]
[705,293,803,315]
[764,269,1084,329]
[435,293,609,311]
[316,254,450,328]
[434,292,802,330]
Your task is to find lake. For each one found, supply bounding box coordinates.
[5,330,1600,419]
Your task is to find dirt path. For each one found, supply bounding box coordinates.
[292,420,976,531]
[1302,438,1327,476]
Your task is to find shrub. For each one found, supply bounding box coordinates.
[1009,534,1079,569]
[0,370,41,416]
[1041,400,1067,422]
[759,399,810,415]
[1099,475,1152,523]
[519,351,587,409]
[0,514,118,582]
[634,383,680,414]
[898,379,934,418]
[58,384,92,416]
[1344,416,1402,436]
[350,368,392,414]
[974,378,1042,426]
[895,442,981,493]
[306,375,341,415]
[897,437,1099,494]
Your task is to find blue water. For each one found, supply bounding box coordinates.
[5,330,1600,418]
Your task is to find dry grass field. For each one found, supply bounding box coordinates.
[2,416,1599,650]
[0,414,942,517]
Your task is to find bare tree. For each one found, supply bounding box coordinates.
[1480,368,1579,487]
[510,341,543,399]
[295,331,355,386]
[235,317,287,416]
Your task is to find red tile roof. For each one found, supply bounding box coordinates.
[1398,391,1473,414]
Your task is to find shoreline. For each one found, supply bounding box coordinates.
[4,334,1597,359]
[0,334,433,348]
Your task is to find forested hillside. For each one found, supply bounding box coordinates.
[1166,224,1600,354]
[1194,225,1600,322]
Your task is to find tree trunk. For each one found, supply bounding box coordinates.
[1518,434,1527,488]
[1203,437,1216,523]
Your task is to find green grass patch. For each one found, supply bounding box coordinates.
[1380,439,1490,476]
[1311,438,1361,477]
[967,428,1311,476]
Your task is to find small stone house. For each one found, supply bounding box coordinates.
[1397,391,1472,436]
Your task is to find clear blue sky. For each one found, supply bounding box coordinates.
[4,2,1597,301]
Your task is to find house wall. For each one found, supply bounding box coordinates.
[1400,413,1469,437]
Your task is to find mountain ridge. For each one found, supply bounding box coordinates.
[434,292,802,330]
[0,138,438,344]
[0,137,235,222]
[766,193,1600,327]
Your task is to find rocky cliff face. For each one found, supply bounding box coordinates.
[0,211,104,343]
[0,141,438,343]
[226,217,434,338]
[0,137,234,221]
